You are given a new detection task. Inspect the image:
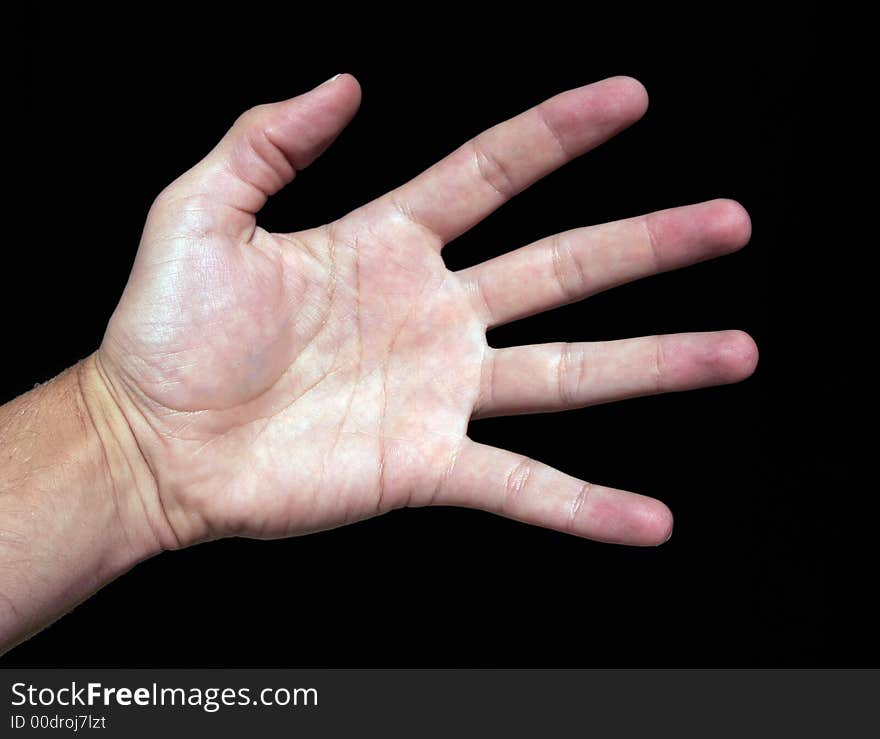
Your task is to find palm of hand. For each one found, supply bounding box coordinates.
[104,192,484,543]
[98,74,756,548]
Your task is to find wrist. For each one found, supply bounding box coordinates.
[0,356,164,650]
[80,353,178,557]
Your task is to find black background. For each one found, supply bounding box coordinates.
[7,4,848,666]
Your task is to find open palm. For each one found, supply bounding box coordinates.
[97,74,756,550]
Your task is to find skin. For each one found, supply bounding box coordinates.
[0,74,757,652]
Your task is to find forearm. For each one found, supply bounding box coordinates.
[0,354,161,653]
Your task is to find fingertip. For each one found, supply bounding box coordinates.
[707,198,752,252]
[609,75,650,117]
[333,72,362,100]
[655,502,674,545]
[611,74,649,110]
[638,497,673,546]
[716,330,759,382]
[315,72,362,110]
[591,488,674,547]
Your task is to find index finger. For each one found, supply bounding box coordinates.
[359,76,649,248]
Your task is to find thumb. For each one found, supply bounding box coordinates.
[161,73,361,230]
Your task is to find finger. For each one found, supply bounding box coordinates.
[459,199,752,328]
[475,331,758,418]
[158,74,362,239]
[432,439,672,545]
[358,76,648,248]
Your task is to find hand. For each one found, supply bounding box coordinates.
[96,74,757,551]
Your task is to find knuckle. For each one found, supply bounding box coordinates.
[502,456,533,513]
[236,103,270,127]
[652,335,666,392]
[549,233,587,303]
[556,342,585,407]
[471,139,517,199]
[473,346,496,416]
[536,104,569,157]
[643,214,663,271]
[567,481,593,533]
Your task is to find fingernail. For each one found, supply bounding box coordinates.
[320,73,342,86]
